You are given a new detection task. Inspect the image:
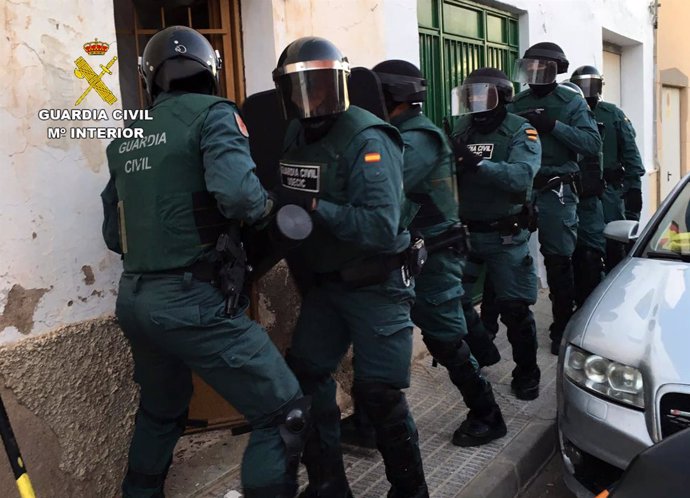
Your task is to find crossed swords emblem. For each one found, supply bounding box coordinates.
[73,56,118,106]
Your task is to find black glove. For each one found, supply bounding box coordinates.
[272,189,317,212]
[622,188,642,215]
[523,109,556,133]
[450,135,481,173]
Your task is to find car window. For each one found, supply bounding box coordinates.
[643,182,690,261]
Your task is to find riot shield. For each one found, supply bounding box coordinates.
[348,67,389,121]
[241,90,315,293]
[241,89,288,190]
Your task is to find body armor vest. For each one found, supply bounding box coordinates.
[281,106,403,273]
[106,93,230,272]
[454,113,529,222]
[595,101,622,171]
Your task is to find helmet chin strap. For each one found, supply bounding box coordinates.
[529,82,558,98]
[471,106,507,134]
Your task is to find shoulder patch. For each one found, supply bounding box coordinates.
[364,152,381,163]
[234,112,249,138]
[525,128,539,141]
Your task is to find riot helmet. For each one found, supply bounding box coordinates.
[570,65,604,100]
[273,37,350,120]
[512,42,569,85]
[372,60,427,112]
[139,26,222,101]
[451,68,514,115]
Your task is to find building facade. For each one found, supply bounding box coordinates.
[0,1,655,495]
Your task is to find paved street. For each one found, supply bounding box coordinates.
[521,454,574,498]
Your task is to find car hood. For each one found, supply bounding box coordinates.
[570,257,690,385]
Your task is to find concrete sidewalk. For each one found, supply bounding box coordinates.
[167,288,558,498]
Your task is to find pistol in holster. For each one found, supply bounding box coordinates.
[424,223,471,256]
[215,225,249,316]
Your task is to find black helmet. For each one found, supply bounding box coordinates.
[272,37,350,120]
[513,42,569,85]
[139,26,222,100]
[570,65,603,99]
[452,67,513,115]
[371,60,427,104]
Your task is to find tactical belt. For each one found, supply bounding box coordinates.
[603,167,625,188]
[533,172,580,193]
[147,260,217,282]
[465,212,528,234]
[314,252,407,288]
[424,224,470,255]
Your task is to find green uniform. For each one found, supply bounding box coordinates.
[283,106,425,493]
[102,92,302,497]
[595,101,645,222]
[452,112,541,376]
[393,108,502,434]
[508,86,601,346]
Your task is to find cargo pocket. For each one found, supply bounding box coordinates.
[149,305,202,331]
[219,329,270,368]
[374,319,413,337]
[423,286,463,306]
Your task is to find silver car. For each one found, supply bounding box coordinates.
[558,173,690,497]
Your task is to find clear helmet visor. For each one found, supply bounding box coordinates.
[512,58,558,85]
[275,68,349,120]
[451,83,500,115]
[571,76,603,98]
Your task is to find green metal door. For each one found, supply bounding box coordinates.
[418,0,519,128]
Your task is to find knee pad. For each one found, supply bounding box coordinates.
[423,336,469,364]
[352,381,408,426]
[273,396,311,477]
[498,300,531,330]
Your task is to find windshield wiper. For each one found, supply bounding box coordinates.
[646,250,690,262]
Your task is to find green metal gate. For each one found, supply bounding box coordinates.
[418,0,519,127]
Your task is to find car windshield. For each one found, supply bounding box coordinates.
[642,181,690,262]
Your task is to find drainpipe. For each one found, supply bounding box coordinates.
[650,0,660,208]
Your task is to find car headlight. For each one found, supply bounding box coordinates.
[564,345,645,409]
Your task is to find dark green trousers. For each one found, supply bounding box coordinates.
[116,273,301,497]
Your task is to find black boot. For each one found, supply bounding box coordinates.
[463,301,501,367]
[544,255,576,355]
[354,382,428,498]
[298,443,352,498]
[511,365,541,401]
[424,337,507,447]
[452,382,507,447]
[573,246,605,308]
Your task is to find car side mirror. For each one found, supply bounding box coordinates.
[603,220,639,244]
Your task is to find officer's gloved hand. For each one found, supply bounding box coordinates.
[450,135,481,174]
[622,188,642,215]
[273,189,318,212]
[523,109,556,133]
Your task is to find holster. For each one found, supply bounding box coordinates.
[424,223,471,255]
[215,224,248,315]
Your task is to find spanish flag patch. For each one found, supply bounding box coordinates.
[364,152,381,163]
[526,128,538,141]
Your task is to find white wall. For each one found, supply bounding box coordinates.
[0,1,122,343]
[241,0,420,96]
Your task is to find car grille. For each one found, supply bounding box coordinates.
[659,392,690,438]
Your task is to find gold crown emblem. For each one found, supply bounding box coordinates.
[83,38,109,56]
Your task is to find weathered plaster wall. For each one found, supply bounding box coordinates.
[1,0,123,344]
[0,317,137,497]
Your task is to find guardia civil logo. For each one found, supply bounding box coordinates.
[73,37,118,106]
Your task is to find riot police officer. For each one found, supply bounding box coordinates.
[273,38,428,497]
[570,65,645,270]
[371,60,507,445]
[561,79,607,306]
[101,26,308,498]
[508,43,602,355]
[450,68,542,400]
